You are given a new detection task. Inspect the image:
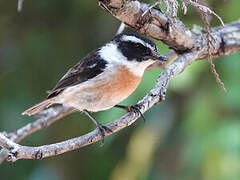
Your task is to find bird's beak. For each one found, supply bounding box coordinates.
[152,52,168,61]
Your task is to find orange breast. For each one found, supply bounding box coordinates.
[84,65,142,105]
[105,65,142,101]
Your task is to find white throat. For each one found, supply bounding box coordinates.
[98,43,154,76]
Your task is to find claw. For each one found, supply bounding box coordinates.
[7,147,19,162]
[114,104,146,122]
[130,105,146,123]
[96,123,112,146]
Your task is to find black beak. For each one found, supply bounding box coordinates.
[152,52,168,61]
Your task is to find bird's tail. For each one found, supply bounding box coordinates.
[22,98,55,116]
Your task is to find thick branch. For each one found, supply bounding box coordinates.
[208,20,240,58]
[99,0,240,56]
[99,0,198,52]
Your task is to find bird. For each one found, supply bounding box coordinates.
[22,33,167,142]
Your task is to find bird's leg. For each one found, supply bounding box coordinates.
[114,104,146,122]
[82,109,112,146]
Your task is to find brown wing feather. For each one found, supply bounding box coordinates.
[47,50,107,98]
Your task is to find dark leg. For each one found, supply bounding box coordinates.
[82,109,112,146]
[114,104,146,122]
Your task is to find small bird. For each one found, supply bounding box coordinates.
[22,33,167,141]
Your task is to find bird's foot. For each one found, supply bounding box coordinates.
[114,104,146,123]
[96,122,112,146]
[82,109,112,146]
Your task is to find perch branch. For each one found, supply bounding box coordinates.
[0,106,75,163]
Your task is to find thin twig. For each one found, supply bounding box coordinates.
[17,0,24,12]
[116,22,126,35]
[179,0,226,91]
[142,1,161,17]
[163,0,179,17]
[183,0,224,27]
[202,14,226,92]
[181,0,188,15]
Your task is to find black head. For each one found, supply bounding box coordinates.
[112,33,167,62]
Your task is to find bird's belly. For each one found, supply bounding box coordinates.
[58,65,142,112]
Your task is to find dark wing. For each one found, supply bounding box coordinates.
[47,50,107,98]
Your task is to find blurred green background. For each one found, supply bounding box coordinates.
[0,0,239,180]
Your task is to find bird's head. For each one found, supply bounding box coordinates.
[113,33,167,62]
[99,33,167,76]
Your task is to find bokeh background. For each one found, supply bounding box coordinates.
[0,0,239,179]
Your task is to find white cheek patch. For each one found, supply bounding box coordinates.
[99,43,128,64]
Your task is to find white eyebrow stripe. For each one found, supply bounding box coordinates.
[121,35,145,46]
[121,35,155,51]
[145,43,154,50]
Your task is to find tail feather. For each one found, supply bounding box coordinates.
[22,98,54,116]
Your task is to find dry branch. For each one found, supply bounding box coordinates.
[99,0,198,51]
[0,106,75,163]
[0,0,240,163]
